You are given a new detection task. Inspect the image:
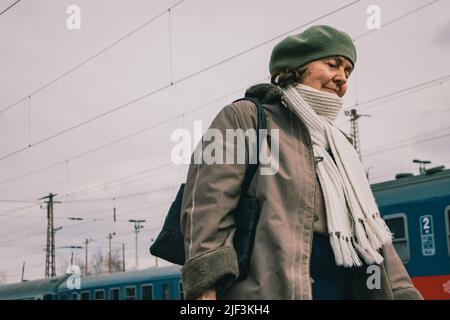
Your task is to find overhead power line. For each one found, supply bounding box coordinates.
[370,156,450,181]
[362,124,450,156]
[0,203,39,217]
[62,185,178,203]
[0,195,173,239]
[0,75,266,185]
[362,130,450,158]
[0,199,36,203]
[344,74,450,112]
[0,198,171,247]
[0,1,362,162]
[0,0,21,17]
[0,0,186,115]
[352,0,440,40]
[0,173,130,192]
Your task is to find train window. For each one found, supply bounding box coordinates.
[109,288,120,300]
[162,283,170,300]
[71,293,79,300]
[125,286,136,300]
[446,206,450,256]
[141,284,153,300]
[179,281,184,300]
[94,289,105,300]
[384,213,410,263]
[387,217,406,239]
[80,291,90,300]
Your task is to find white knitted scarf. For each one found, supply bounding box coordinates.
[281,83,393,267]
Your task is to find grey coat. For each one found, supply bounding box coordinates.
[180,83,423,300]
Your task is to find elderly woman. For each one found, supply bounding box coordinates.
[180,25,422,300]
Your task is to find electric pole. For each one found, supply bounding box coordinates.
[39,193,61,278]
[344,109,371,159]
[122,243,125,272]
[413,159,431,175]
[150,239,159,267]
[84,238,90,276]
[108,233,116,273]
[58,246,82,269]
[21,262,25,282]
[128,219,145,270]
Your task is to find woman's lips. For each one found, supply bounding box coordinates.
[322,87,339,95]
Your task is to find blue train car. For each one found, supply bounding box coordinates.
[0,275,70,300]
[372,167,450,299]
[0,266,182,300]
[59,265,182,300]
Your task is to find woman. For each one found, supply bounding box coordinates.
[180,25,422,300]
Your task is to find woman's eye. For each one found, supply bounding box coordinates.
[328,63,337,68]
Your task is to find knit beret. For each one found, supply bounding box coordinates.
[269,25,356,75]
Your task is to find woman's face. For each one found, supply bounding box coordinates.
[300,56,353,97]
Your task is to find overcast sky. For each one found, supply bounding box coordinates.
[0,0,449,283]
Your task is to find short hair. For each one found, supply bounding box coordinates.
[270,65,309,88]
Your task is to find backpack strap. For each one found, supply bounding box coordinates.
[232,97,267,194]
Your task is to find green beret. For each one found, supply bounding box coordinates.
[269,25,357,75]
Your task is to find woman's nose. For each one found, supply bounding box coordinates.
[333,70,347,85]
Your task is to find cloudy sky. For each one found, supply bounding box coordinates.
[0,0,449,283]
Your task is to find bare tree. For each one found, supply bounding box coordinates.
[110,248,123,273]
[92,248,123,274]
[57,255,85,276]
[90,248,106,275]
[0,272,7,284]
[58,248,123,277]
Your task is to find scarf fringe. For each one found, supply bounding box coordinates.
[368,214,394,244]
[352,239,373,264]
[363,220,382,249]
[330,233,363,267]
[348,237,363,266]
[330,233,344,266]
[352,239,384,265]
[354,221,385,265]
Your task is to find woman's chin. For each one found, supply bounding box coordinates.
[321,88,339,96]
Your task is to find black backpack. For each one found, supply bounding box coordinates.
[149,97,267,280]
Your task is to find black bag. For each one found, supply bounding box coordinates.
[150,97,267,280]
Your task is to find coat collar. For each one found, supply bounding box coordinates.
[245,83,283,104]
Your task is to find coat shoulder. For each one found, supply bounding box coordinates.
[244,83,283,104]
[224,83,282,130]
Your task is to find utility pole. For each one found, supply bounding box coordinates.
[84,238,90,276]
[59,246,82,268]
[21,262,25,282]
[39,193,61,278]
[413,159,431,175]
[150,239,159,267]
[344,109,371,159]
[128,219,145,270]
[108,233,116,273]
[122,243,125,272]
